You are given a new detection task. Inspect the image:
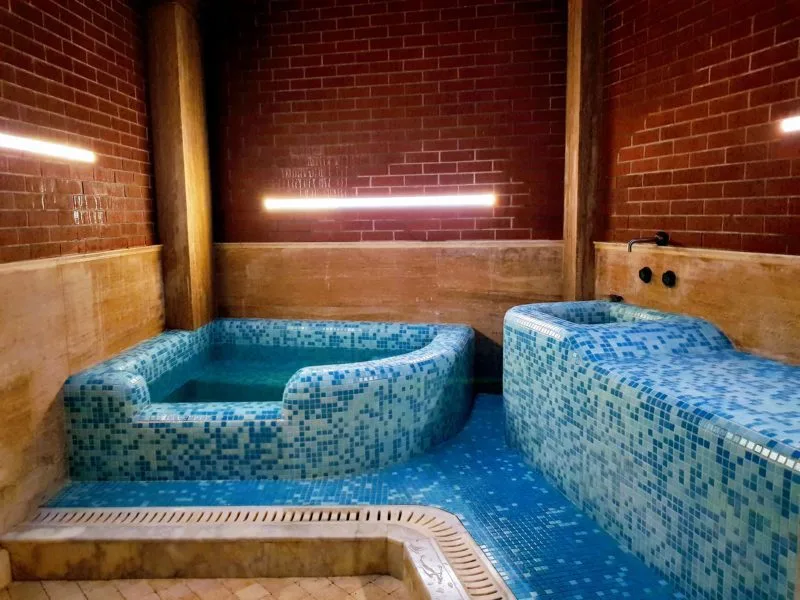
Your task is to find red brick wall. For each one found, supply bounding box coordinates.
[0,0,155,263]
[603,0,800,254]
[209,0,566,242]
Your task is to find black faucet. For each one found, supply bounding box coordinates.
[627,231,670,252]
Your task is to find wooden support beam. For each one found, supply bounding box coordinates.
[147,0,214,329]
[562,0,604,301]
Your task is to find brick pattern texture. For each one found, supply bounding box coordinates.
[0,0,155,263]
[602,0,800,254]
[209,0,567,243]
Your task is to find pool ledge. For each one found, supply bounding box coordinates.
[0,505,512,600]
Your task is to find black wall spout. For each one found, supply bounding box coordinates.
[627,231,670,252]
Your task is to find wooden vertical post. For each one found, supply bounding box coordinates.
[562,0,603,301]
[147,0,214,329]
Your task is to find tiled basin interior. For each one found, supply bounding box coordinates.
[530,301,675,325]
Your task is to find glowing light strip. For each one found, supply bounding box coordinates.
[264,194,496,211]
[780,116,800,133]
[0,133,96,163]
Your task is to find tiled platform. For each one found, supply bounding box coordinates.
[503,301,799,600]
[1,576,409,600]
[50,396,679,599]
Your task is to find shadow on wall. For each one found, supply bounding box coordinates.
[473,330,503,393]
[0,373,65,533]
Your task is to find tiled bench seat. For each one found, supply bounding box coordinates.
[503,301,799,600]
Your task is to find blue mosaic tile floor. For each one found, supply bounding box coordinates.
[50,395,680,599]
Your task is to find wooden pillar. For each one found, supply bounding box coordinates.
[147,0,214,329]
[562,0,604,301]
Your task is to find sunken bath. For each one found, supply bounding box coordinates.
[64,319,473,481]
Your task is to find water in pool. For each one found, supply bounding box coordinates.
[150,344,402,404]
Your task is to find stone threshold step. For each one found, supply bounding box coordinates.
[0,506,513,600]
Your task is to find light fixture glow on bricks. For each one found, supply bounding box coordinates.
[780,116,800,133]
[263,194,496,211]
[0,132,96,163]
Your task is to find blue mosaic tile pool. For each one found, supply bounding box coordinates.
[64,319,473,481]
[50,394,678,599]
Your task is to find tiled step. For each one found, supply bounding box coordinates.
[1,506,512,600]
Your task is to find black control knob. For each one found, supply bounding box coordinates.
[638,267,652,283]
[662,270,677,287]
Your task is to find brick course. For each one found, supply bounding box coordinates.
[602,0,800,254]
[209,0,567,243]
[0,0,155,263]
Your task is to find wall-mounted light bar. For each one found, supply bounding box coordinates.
[0,132,96,163]
[264,194,496,211]
[780,116,800,133]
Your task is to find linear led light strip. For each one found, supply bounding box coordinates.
[781,116,800,133]
[0,132,96,163]
[264,194,496,211]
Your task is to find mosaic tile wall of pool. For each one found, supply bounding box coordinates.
[51,394,678,600]
[64,318,473,481]
[504,301,799,600]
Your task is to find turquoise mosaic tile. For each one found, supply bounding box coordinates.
[64,319,473,481]
[50,395,679,600]
[504,301,799,600]
[55,302,798,599]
